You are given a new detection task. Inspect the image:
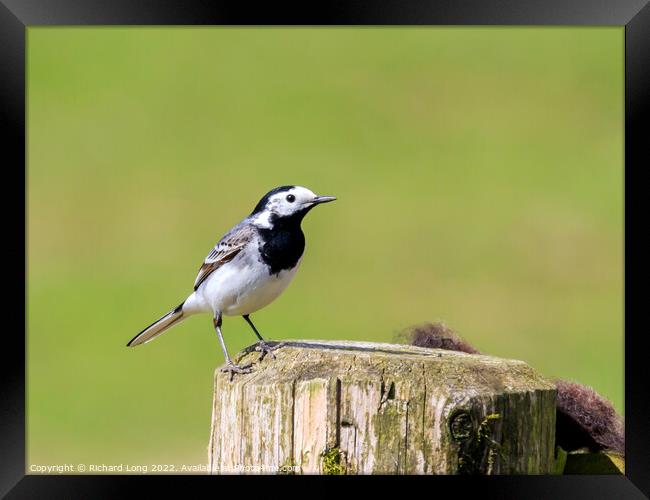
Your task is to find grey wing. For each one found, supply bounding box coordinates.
[193,223,256,290]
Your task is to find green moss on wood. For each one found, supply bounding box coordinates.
[321,448,345,475]
[553,446,568,474]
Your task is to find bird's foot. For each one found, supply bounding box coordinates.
[220,362,253,381]
[255,341,285,361]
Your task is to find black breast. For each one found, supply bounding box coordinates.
[257,221,305,275]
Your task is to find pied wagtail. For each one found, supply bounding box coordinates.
[127,185,336,376]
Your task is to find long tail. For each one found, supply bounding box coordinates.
[127,302,187,347]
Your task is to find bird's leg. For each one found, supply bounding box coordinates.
[214,314,252,379]
[242,314,285,361]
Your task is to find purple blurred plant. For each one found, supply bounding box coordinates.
[401,322,624,454]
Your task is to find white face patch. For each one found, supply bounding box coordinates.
[267,187,317,217]
[252,186,317,226]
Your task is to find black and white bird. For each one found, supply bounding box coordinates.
[127,185,336,375]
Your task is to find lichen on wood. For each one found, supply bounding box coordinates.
[208,340,557,475]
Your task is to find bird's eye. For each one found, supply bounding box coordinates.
[286,194,296,203]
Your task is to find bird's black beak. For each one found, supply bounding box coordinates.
[310,195,337,206]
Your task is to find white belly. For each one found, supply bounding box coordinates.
[191,251,301,317]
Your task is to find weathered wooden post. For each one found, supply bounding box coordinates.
[208,340,556,474]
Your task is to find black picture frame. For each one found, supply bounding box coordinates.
[2,1,647,497]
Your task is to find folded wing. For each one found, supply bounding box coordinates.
[194,223,256,290]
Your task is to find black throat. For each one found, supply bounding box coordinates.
[257,211,308,275]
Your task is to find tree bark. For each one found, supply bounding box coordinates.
[208,340,556,474]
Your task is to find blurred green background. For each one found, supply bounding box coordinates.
[27,27,623,471]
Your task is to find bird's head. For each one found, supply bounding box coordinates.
[250,185,336,227]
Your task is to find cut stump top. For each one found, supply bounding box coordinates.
[220,339,554,395]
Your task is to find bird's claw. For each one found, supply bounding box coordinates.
[221,362,253,381]
[255,341,285,361]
